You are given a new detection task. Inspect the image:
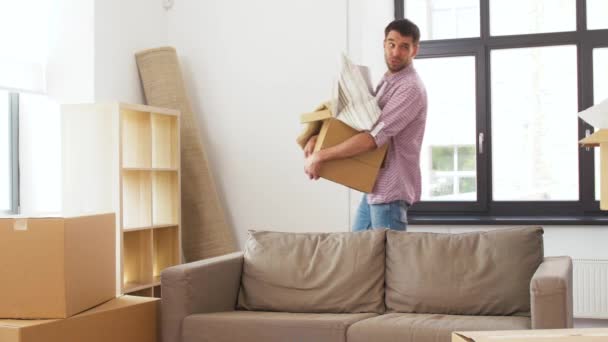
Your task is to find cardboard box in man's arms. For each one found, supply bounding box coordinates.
[298,103,388,193]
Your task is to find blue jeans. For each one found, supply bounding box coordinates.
[352,195,409,231]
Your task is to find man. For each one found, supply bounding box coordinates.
[304,18,427,231]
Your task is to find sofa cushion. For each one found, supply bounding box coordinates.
[347,312,531,342]
[183,311,378,342]
[386,227,544,315]
[237,229,386,313]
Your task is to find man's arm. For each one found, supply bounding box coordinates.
[304,84,425,180]
[304,132,377,180]
[318,132,377,161]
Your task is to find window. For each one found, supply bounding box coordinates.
[416,56,477,201]
[0,0,52,215]
[587,0,608,30]
[491,46,578,201]
[405,0,479,40]
[490,0,575,36]
[428,145,476,200]
[395,0,608,222]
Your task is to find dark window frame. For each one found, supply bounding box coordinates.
[393,0,608,224]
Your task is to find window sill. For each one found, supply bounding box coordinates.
[409,214,608,226]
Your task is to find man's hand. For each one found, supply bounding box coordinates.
[304,152,323,180]
[304,135,318,158]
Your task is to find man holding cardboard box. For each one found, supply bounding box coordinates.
[304,19,427,231]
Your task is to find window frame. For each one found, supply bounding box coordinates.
[2,92,19,215]
[394,0,608,224]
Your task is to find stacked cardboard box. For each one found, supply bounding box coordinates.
[0,296,158,342]
[299,105,388,193]
[0,214,159,341]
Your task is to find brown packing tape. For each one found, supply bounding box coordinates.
[13,219,28,231]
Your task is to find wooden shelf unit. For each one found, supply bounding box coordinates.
[61,102,182,298]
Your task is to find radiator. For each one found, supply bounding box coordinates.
[573,259,608,319]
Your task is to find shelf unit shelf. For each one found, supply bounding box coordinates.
[153,226,180,280]
[61,102,182,298]
[121,109,151,169]
[122,170,152,229]
[152,171,179,226]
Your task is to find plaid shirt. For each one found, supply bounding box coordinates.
[368,63,427,205]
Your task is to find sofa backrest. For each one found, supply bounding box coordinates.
[385,226,544,316]
[237,229,386,314]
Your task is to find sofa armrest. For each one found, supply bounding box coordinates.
[530,256,573,329]
[161,252,243,342]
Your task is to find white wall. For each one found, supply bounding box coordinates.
[94,0,168,103]
[167,0,350,247]
[20,0,96,215]
[47,0,95,103]
[48,0,168,104]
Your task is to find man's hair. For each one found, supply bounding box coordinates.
[384,19,420,44]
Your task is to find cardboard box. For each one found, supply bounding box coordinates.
[0,295,159,342]
[453,328,608,342]
[579,129,608,210]
[579,100,608,211]
[0,214,116,319]
[301,109,388,193]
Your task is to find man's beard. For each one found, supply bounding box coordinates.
[385,57,408,72]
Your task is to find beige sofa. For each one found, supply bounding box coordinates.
[161,227,572,342]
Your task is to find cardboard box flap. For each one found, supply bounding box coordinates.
[0,319,57,329]
[0,218,64,231]
[453,329,608,342]
[297,103,333,148]
[0,297,155,326]
[579,129,608,147]
[453,333,476,342]
[75,296,154,317]
[300,109,332,124]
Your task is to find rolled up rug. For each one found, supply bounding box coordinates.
[135,47,236,261]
